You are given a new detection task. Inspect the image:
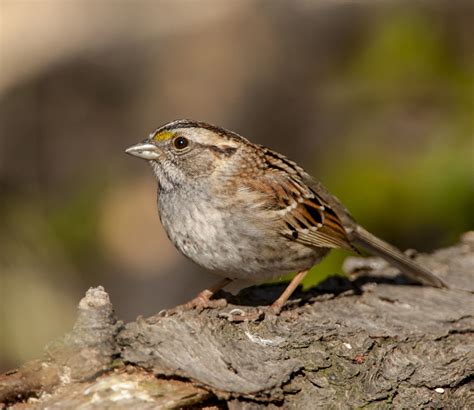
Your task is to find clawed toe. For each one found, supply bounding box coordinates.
[266,305,283,316]
[172,289,228,312]
[160,297,228,317]
[184,296,228,311]
[222,307,265,322]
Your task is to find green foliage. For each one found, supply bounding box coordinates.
[356,14,441,80]
[323,8,473,248]
[298,9,474,288]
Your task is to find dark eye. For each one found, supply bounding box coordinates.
[173,136,189,150]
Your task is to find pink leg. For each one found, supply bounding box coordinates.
[270,270,309,314]
[183,278,233,310]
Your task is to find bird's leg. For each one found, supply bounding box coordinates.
[269,269,309,314]
[183,277,233,310]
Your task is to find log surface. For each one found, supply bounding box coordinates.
[1,233,473,409]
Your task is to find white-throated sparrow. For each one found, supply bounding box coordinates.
[126,119,446,314]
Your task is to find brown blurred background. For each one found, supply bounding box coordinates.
[0,0,473,371]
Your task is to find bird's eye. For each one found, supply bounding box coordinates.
[173,136,189,150]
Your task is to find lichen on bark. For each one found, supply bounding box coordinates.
[1,233,473,409]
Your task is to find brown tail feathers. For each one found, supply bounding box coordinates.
[350,225,447,288]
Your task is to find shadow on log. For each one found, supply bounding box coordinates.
[1,233,473,409]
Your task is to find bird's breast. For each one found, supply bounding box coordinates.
[157,189,325,280]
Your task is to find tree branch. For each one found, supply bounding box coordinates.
[1,233,473,408]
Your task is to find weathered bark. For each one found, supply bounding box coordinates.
[1,233,473,409]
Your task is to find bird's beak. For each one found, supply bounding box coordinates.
[125,142,160,160]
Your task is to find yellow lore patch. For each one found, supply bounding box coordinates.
[152,131,174,141]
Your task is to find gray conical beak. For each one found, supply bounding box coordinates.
[125,142,160,160]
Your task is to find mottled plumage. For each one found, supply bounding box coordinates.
[126,119,446,313]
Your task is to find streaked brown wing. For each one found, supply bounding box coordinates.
[280,185,354,251]
[245,146,354,251]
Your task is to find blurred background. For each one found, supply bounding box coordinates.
[0,0,473,371]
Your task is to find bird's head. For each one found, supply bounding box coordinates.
[126,119,245,191]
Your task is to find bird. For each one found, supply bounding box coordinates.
[125,119,446,315]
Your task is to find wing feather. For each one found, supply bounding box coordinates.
[243,147,355,251]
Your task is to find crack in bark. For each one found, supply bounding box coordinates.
[1,235,473,408]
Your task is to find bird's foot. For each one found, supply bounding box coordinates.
[159,290,227,317]
[219,307,265,322]
[183,289,228,311]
